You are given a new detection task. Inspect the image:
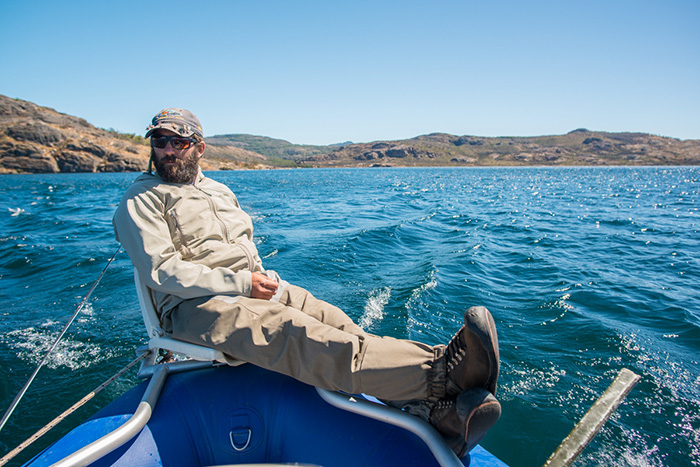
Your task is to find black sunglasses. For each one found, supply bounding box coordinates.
[150,135,197,150]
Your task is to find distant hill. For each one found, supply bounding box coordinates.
[205,134,335,164]
[1,94,698,173]
[302,130,700,168]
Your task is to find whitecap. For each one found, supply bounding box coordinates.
[39,319,60,328]
[359,287,391,330]
[619,332,700,401]
[1,326,109,370]
[538,293,573,325]
[406,275,438,310]
[577,427,666,467]
[263,249,278,259]
[506,363,567,398]
[77,302,95,323]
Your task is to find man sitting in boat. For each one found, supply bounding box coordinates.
[113,108,502,458]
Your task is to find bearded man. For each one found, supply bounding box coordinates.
[113,108,501,458]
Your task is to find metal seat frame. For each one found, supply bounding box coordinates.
[134,268,233,364]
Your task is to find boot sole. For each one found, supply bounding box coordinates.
[459,388,502,457]
[464,306,500,395]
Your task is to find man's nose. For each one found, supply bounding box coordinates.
[163,141,176,155]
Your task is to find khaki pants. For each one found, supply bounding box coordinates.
[162,284,446,403]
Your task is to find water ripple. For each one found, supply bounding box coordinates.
[1,168,698,466]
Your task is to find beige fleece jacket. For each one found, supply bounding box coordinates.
[113,170,265,315]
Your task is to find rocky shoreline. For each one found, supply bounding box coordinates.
[2,94,699,174]
[0,95,148,174]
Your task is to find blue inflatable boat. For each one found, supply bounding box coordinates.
[25,361,507,467]
[20,271,508,467]
[13,268,638,466]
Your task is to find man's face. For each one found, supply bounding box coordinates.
[151,129,204,184]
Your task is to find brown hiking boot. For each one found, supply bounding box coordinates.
[445,306,499,397]
[429,388,502,458]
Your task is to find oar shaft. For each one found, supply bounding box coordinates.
[543,368,641,467]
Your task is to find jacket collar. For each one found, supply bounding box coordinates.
[194,168,205,186]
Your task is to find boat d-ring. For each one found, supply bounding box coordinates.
[229,428,252,451]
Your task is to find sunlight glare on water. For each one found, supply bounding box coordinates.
[0,167,698,467]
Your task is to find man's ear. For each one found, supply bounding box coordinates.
[195,141,206,159]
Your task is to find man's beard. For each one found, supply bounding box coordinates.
[152,149,200,184]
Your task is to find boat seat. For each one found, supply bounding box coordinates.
[134,268,241,365]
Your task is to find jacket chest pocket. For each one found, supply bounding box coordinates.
[166,204,223,253]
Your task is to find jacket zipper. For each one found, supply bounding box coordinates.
[197,186,255,268]
[197,186,230,241]
[170,210,193,258]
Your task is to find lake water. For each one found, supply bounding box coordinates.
[0,167,698,466]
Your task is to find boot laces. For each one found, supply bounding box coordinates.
[430,397,456,421]
[445,326,467,372]
[434,398,455,410]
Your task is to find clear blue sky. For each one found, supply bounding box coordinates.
[1,0,698,145]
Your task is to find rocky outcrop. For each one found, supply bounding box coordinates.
[454,136,484,146]
[0,141,60,173]
[6,121,66,146]
[0,94,150,174]
[346,144,440,163]
[304,130,700,167]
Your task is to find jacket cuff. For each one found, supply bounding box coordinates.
[237,270,253,297]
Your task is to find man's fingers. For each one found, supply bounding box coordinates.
[251,272,278,299]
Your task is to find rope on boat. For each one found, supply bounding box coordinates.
[0,350,150,467]
[0,245,121,435]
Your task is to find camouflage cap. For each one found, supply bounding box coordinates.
[145,108,203,139]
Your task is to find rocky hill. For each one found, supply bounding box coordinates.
[302,130,700,168]
[206,134,337,164]
[2,94,699,173]
[0,94,150,174]
[0,95,252,173]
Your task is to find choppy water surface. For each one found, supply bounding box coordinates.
[1,167,698,466]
